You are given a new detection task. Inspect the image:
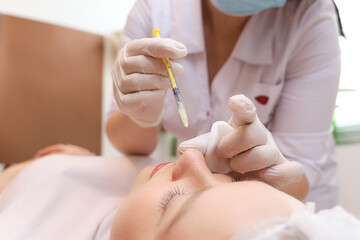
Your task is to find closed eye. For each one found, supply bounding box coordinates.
[159,186,188,212]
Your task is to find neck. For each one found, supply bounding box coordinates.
[202,0,250,36]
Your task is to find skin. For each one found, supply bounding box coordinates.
[110,149,305,240]
[202,0,250,85]
[0,159,35,193]
[106,112,159,155]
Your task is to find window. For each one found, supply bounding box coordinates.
[333,1,360,144]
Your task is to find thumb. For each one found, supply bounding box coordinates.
[177,132,211,156]
[228,94,257,128]
[126,38,187,59]
[258,162,304,188]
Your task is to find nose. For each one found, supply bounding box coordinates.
[171,149,215,187]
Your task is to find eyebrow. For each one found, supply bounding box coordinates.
[165,187,210,231]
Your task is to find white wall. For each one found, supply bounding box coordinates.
[101,36,122,156]
[335,0,360,91]
[336,144,360,218]
[0,0,137,35]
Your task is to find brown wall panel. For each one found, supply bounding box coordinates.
[0,15,103,163]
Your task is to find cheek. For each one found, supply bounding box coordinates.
[130,165,155,193]
[111,206,135,239]
[111,187,160,239]
[164,206,231,240]
[213,174,233,183]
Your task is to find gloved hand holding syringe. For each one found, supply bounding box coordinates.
[111,30,188,128]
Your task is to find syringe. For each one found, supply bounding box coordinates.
[152,29,189,128]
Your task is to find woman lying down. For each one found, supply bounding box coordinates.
[1,96,360,240]
[0,145,359,240]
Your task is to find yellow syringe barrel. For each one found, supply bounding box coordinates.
[152,29,189,128]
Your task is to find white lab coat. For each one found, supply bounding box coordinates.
[109,0,341,210]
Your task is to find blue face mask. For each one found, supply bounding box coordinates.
[210,0,287,16]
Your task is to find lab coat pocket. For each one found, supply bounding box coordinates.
[250,82,283,125]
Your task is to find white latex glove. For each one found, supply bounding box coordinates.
[178,94,303,188]
[112,38,187,127]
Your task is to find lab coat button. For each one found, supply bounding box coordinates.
[255,95,269,105]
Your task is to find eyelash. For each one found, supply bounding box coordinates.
[159,176,240,211]
[159,186,187,211]
[232,175,241,182]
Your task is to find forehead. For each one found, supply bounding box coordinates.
[187,182,275,221]
[162,182,265,238]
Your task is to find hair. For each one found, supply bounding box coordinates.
[332,0,345,37]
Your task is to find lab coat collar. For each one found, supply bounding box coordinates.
[170,0,205,54]
[232,12,274,65]
[170,0,274,65]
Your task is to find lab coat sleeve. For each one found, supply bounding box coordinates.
[107,0,153,119]
[269,0,341,188]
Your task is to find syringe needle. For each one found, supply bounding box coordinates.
[152,29,189,128]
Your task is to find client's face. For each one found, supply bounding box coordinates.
[110,149,304,240]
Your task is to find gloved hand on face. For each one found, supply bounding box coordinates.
[178,94,303,188]
[112,38,187,128]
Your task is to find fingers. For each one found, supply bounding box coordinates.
[228,145,280,173]
[113,46,184,94]
[126,38,187,59]
[178,132,211,156]
[118,74,172,94]
[112,38,181,127]
[34,144,94,158]
[228,94,256,128]
[117,90,166,113]
[120,54,184,76]
[217,118,267,158]
[229,146,303,188]
[64,144,94,154]
[218,94,268,160]
[258,162,304,187]
[35,144,64,157]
